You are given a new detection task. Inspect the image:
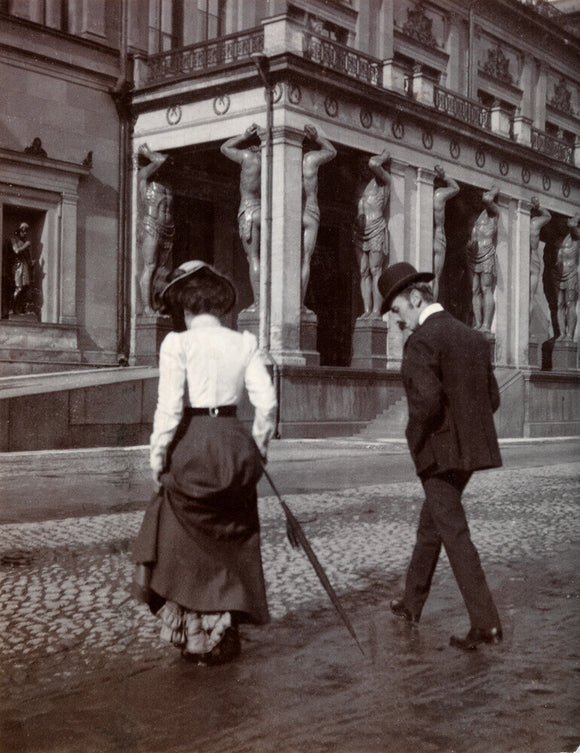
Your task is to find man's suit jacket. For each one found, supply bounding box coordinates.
[402,310,502,478]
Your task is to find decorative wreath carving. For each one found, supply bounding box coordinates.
[166,105,182,125]
[325,97,339,118]
[288,84,302,104]
[360,109,373,129]
[213,95,230,116]
[391,116,404,139]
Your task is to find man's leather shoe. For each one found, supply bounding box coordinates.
[449,626,503,651]
[390,598,419,624]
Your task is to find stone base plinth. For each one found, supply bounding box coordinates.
[299,308,320,366]
[552,340,578,371]
[351,317,388,370]
[528,339,542,369]
[134,315,172,365]
[481,331,496,364]
[236,307,260,340]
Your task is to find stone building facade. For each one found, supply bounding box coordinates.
[0,0,579,447]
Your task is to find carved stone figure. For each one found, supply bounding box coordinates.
[432,165,459,301]
[467,185,499,333]
[137,144,174,315]
[220,125,262,309]
[301,124,336,309]
[529,197,551,324]
[24,137,47,157]
[353,150,391,318]
[554,213,580,341]
[11,222,35,315]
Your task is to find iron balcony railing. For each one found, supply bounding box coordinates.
[145,27,264,85]
[433,86,490,130]
[302,31,381,87]
[531,127,574,165]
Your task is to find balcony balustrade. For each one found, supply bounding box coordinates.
[433,86,491,130]
[302,31,381,87]
[144,27,264,85]
[531,127,574,165]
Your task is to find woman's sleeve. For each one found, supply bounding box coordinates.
[150,333,186,476]
[243,332,277,457]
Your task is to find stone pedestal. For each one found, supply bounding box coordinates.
[351,317,388,370]
[299,308,320,366]
[135,315,172,365]
[482,332,496,365]
[552,340,578,371]
[528,338,542,369]
[236,307,260,340]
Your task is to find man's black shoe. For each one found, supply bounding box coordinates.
[390,598,419,623]
[449,627,503,651]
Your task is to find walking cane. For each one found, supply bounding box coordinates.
[260,461,365,657]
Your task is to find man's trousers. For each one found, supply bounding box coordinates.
[402,470,501,630]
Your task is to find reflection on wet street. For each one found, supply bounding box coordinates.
[0,460,578,753]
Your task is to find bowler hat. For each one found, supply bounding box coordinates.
[379,262,434,315]
[159,260,237,313]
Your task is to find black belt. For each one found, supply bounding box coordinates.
[185,406,237,417]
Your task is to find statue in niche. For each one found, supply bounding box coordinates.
[137,143,174,315]
[353,149,391,319]
[529,197,551,325]
[221,124,262,310]
[553,213,580,341]
[432,165,459,301]
[467,185,499,333]
[301,124,337,310]
[10,222,35,315]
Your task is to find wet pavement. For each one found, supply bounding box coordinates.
[0,440,579,753]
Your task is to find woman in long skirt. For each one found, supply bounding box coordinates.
[132,260,277,665]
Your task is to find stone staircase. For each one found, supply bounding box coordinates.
[355,397,408,440]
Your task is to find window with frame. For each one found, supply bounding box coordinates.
[149,0,183,53]
[1,0,71,32]
[197,0,225,41]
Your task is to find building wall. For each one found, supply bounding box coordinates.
[0,12,126,371]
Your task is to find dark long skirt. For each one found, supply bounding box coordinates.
[131,413,269,625]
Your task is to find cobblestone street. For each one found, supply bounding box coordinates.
[0,445,578,753]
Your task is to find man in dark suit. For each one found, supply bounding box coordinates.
[378,262,503,650]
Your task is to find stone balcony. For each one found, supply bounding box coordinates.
[133,14,580,169]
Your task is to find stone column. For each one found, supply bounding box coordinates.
[491,193,511,367]
[269,126,312,365]
[513,199,534,368]
[385,160,407,370]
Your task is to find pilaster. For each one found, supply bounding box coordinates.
[494,193,512,367]
[385,159,407,371]
[59,194,78,326]
[413,167,435,274]
[534,63,547,129]
[269,126,309,365]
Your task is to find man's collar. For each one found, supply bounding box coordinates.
[418,303,444,326]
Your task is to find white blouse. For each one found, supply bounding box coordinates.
[150,314,278,475]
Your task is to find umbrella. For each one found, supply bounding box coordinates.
[260,463,365,657]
